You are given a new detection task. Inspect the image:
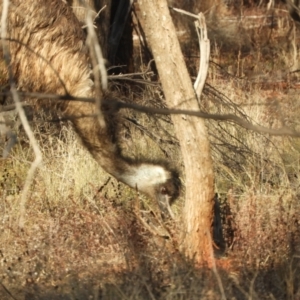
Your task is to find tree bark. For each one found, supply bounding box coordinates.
[136,0,215,264]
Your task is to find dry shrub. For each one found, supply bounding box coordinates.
[0,120,181,299]
[227,191,300,264]
[196,58,300,283]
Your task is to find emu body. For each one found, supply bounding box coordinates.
[0,0,180,210]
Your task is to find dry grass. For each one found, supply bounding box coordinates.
[2,85,300,299]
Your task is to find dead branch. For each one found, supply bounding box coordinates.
[193,13,210,99]
[1,91,300,137]
[171,8,210,99]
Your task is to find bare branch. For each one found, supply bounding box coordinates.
[118,101,300,137]
[1,90,300,137]
[171,9,210,100]
[170,7,199,19]
[193,13,210,99]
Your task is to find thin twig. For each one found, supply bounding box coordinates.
[170,7,199,19]
[0,281,18,300]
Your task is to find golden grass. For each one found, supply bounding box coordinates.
[2,79,300,299]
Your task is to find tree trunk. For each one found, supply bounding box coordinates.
[69,0,133,72]
[136,0,215,264]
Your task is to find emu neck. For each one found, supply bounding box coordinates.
[70,108,165,195]
[94,150,168,196]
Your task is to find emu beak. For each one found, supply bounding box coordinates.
[157,191,175,220]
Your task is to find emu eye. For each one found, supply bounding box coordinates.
[161,187,168,195]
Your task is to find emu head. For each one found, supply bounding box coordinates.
[124,163,181,218]
[151,169,181,219]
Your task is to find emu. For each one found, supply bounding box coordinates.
[283,0,300,22]
[0,0,180,214]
